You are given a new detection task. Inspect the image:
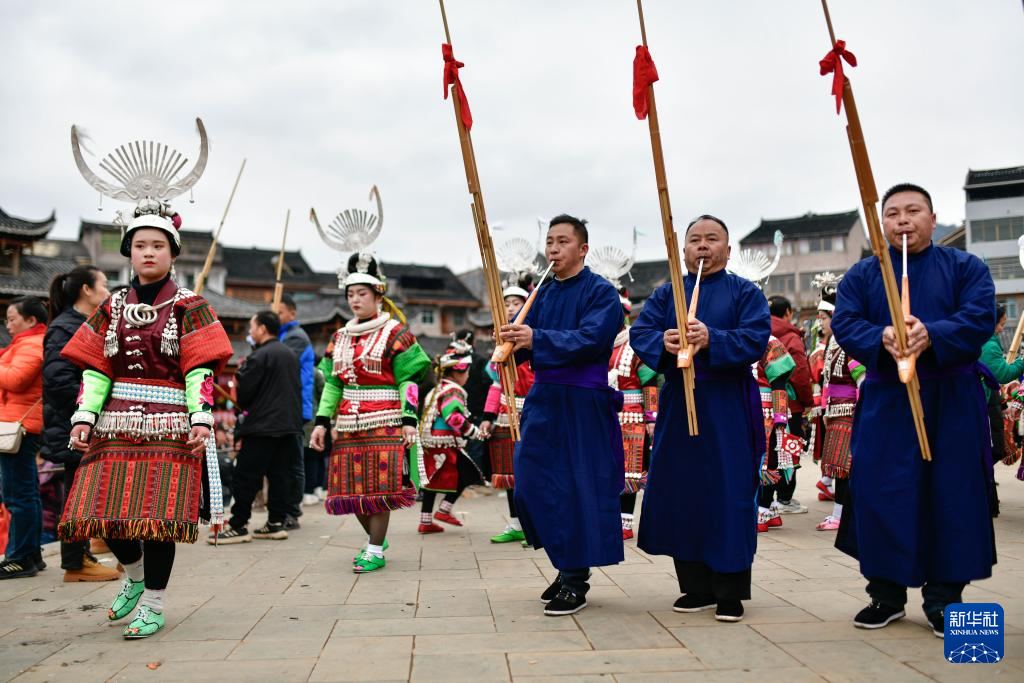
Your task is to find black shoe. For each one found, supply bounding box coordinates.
[252,522,288,540]
[0,558,40,580]
[544,587,588,616]
[207,525,252,545]
[540,575,563,604]
[715,600,744,622]
[927,611,944,638]
[32,552,46,571]
[853,601,905,629]
[283,516,301,530]
[673,594,716,613]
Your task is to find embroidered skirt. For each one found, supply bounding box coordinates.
[821,415,854,479]
[58,435,202,543]
[327,426,415,515]
[621,421,647,494]
[488,426,516,489]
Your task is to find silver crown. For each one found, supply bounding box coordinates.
[71,118,209,215]
[589,227,638,290]
[729,230,783,287]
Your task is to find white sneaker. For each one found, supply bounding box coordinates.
[776,499,808,514]
[301,493,321,507]
[313,487,326,501]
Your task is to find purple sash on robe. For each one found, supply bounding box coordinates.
[535,363,624,412]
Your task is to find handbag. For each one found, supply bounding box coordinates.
[0,398,42,454]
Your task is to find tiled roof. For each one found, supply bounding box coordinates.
[381,262,481,306]
[965,166,1024,187]
[221,246,317,285]
[28,239,91,261]
[624,260,670,304]
[201,289,261,320]
[0,207,56,239]
[0,254,79,298]
[741,210,860,245]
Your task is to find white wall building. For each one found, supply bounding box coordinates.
[964,166,1024,322]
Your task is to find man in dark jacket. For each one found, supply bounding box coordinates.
[42,302,120,582]
[278,294,315,525]
[209,311,304,544]
[767,296,813,514]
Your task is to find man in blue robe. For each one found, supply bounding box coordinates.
[831,183,996,637]
[630,215,770,623]
[501,214,625,617]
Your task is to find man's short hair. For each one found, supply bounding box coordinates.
[882,183,933,212]
[253,310,281,336]
[767,295,792,318]
[686,214,729,235]
[549,214,589,245]
[280,293,297,313]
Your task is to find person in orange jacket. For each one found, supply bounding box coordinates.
[0,296,47,579]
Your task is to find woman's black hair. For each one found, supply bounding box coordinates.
[996,303,1007,322]
[48,265,103,321]
[9,296,49,325]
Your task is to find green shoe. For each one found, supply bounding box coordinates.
[122,605,165,639]
[352,539,389,563]
[521,539,532,548]
[108,578,145,621]
[353,551,386,574]
[490,528,526,544]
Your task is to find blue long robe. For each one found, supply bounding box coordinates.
[831,243,996,586]
[631,270,770,573]
[513,266,625,570]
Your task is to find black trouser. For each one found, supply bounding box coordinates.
[104,538,175,590]
[421,490,460,513]
[675,559,751,601]
[229,434,298,529]
[59,458,89,570]
[867,576,967,620]
[303,445,326,495]
[621,492,637,515]
[287,434,305,519]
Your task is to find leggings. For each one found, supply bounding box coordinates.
[621,492,637,515]
[421,489,460,513]
[104,538,176,590]
[506,490,517,518]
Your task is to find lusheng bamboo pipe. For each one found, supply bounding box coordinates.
[897,235,918,383]
[679,258,704,368]
[636,0,698,435]
[820,0,931,461]
[195,158,246,295]
[1004,236,1024,363]
[271,209,291,312]
[438,0,521,440]
[492,262,554,364]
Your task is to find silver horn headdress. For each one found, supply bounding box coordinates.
[310,185,386,292]
[811,271,843,312]
[495,236,541,300]
[71,118,209,256]
[729,229,783,289]
[589,228,638,311]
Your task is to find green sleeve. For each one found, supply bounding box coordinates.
[980,337,1024,385]
[79,369,112,414]
[764,354,796,385]
[185,367,213,414]
[394,343,431,425]
[637,363,658,386]
[439,395,469,420]
[315,356,343,419]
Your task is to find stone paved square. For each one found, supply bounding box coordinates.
[2,469,1021,682]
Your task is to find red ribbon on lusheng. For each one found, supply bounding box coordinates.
[819,39,857,114]
[442,43,473,131]
[632,45,660,120]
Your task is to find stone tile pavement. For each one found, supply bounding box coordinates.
[2,468,1022,682]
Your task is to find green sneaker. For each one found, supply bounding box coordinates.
[521,539,532,548]
[490,527,526,544]
[108,578,145,621]
[352,551,386,574]
[352,539,388,563]
[122,605,165,639]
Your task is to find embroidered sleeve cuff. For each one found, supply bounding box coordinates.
[402,416,418,428]
[315,416,332,429]
[189,412,215,429]
[71,410,97,427]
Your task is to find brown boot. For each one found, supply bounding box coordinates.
[63,556,120,582]
[90,538,111,555]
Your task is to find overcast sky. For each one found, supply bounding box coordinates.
[1,1,1021,277]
